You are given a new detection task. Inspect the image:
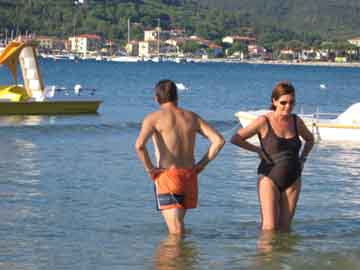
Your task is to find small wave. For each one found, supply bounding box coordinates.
[208,120,238,129]
[209,120,241,140]
[0,120,240,137]
[0,122,142,133]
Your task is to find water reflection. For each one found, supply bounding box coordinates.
[313,144,360,214]
[315,143,360,171]
[154,235,199,270]
[0,137,41,185]
[15,139,41,177]
[251,230,301,270]
[0,115,51,126]
[257,230,279,255]
[0,137,42,269]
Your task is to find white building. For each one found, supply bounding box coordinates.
[348,37,360,47]
[139,41,158,57]
[222,36,256,45]
[68,34,102,55]
[36,36,55,50]
[144,29,160,42]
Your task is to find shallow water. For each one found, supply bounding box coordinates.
[0,61,360,269]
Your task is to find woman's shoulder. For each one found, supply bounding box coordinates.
[257,112,272,123]
[291,113,302,123]
[253,113,271,129]
[292,113,306,126]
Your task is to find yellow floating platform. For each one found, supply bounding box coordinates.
[0,41,102,115]
[0,100,101,115]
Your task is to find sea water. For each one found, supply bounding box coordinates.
[0,60,360,269]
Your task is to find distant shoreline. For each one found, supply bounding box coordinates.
[201,58,360,68]
[245,60,360,68]
[35,54,360,68]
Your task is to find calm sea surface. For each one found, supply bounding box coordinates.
[1,60,360,269]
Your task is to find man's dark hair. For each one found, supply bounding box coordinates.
[155,80,178,104]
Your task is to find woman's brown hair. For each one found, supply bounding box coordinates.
[270,81,295,110]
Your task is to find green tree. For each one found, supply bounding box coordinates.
[227,41,248,56]
[180,40,200,53]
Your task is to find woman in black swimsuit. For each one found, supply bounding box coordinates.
[231,81,314,232]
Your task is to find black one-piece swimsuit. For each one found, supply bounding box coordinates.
[257,115,302,192]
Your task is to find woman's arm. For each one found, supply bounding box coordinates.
[297,116,315,162]
[231,116,269,160]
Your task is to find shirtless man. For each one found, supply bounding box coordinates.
[135,80,225,235]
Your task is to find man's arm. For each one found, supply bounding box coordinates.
[135,114,158,179]
[194,116,225,173]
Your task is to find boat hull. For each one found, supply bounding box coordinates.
[235,111,360,142]
[0,100,101,115]
[306,122,360,142]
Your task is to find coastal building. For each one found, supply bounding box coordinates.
[36,36,66,53]
[168,28,186,38]
[36,36,55,50]
[63,40,70,52]
[0,40,5,53]
[144,29,159,42]
[207,43,223,57]
[165,38,185,47]
[189,35,201,41]
[348,37,360,47]
[68,34,103,55]
[180,37,223,57]
[139,28,226,58]
[222,36,256,46]
[279,49,296,60]
[102,40,117,56]
[248,44,267,58]
[317,50,330,61]
[126,40,139,56]
[144,28,170,42]
[140,27,186,57]
[164,38,185,55]
[138,40,159,57]
[162,44,178,56]
[300,49,318,61]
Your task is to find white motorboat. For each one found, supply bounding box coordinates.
[108,56,139,62]
[235,103,360,142]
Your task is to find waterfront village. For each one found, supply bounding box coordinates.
[2,26,360,65]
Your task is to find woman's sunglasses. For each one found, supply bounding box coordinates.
[279,100,295,106]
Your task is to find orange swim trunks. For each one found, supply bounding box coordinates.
[154,167,198,210]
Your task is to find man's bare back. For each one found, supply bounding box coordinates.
[152,104,198,169]
[137,102,224,175]
[135,79,224,235]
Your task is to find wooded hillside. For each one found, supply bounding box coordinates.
[0,0,359,48]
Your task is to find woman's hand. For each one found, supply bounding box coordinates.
[258,148,272,164]
[299,156,307,172]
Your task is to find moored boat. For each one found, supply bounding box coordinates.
[108,55,139,62]
[235,103,360,142]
